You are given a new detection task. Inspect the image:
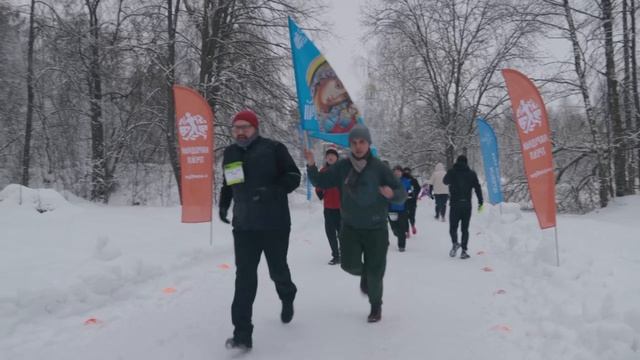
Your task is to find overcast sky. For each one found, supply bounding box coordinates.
[313,0,370,105]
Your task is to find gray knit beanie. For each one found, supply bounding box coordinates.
[348,124,372,144]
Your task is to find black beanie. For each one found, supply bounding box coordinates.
[456,155,468,164]
[325,148,339,157]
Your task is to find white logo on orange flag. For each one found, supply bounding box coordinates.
[179,112,208,141]
[517,99,543,134]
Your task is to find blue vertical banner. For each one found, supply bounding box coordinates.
[288,17,363,147]
[477,118,504,205]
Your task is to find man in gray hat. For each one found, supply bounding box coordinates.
[304,124,406,323]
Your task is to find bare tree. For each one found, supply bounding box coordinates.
[21,0,37,187]
[165,0,182,199]
[622,0,635,194]
[365,0,540,167]
[560,0,609,207]
[601,0,627,196]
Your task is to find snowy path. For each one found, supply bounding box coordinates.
[1,187,639,359]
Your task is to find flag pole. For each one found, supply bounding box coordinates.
[554,226,560,267]
[210,217,213,247]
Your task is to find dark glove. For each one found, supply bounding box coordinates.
[219,207,230,224]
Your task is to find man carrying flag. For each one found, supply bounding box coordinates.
[219,110,301,351]
[305,124,406,323]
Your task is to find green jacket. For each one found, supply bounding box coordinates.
[308,154,406,230]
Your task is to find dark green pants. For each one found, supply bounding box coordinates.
[339,224,389,305]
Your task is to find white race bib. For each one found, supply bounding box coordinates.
[224,161,245,185]
[388,213,399,221]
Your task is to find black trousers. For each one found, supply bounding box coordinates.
[231,229,297,342]
[388,211,409,249]
[434,194,449,218]
[406,199,417,226]
[323,208,341,258]
[449,203,472,251]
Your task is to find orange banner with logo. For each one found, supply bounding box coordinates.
[502,69,556,229]
[173,85,214,223]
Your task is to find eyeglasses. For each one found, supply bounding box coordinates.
[231,124,254,131]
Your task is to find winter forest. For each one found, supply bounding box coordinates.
[1,0,640,211]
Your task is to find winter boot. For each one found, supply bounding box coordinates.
[281,300,294,323]
[449,242,460,258]
[328,256,340,265]
[460,250,470,260]
[367,304,382,323]
[225,337,252,351]
[399,247,406,252]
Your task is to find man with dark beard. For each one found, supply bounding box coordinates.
[219,110,301,351]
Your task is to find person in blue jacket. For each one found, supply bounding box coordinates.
[388,165,412,252]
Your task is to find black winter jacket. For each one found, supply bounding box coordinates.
[219,137,301,230]
[403,175,421,205]
[443,162,484,207]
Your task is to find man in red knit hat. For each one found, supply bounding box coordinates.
[219,109,301,351]
[315,147,342,265]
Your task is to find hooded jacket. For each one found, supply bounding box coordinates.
[429,163,449,195]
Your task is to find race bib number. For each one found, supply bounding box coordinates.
[224,162,245,185]
[388,212,399,221]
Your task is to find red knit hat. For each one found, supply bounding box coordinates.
[232,110,259,128]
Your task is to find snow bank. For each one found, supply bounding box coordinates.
[476,201,640,360]
[0,184,73,213]
[1,192,638,359]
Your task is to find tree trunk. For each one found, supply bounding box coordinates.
[563,0,609,207]
[199,0,233,113]
[86,0,106,202]
[631,0,640,190]
[602,0,627,197]
[21,0,36,187]
[166,0,182,202]
[622,0,635,194]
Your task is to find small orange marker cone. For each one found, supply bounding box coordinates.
[482,266,494,272]
[84,318,101,326]
[218,263,231,270]
[163,287,177,294]
[490,324,512,332]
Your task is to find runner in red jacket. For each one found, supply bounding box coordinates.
[315,148,342,265]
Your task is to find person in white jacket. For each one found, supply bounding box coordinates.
[428,163,449,221]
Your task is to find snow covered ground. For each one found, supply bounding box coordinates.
[1,184,639,360]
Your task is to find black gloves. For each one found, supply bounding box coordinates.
[219,207,230,224]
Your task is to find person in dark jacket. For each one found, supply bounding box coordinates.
[390,166,412,251]
[402,167,421,234]
[443,155,483,260]
[304,124,406,323]
[315,148,342,265]
[219,110,301,350]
